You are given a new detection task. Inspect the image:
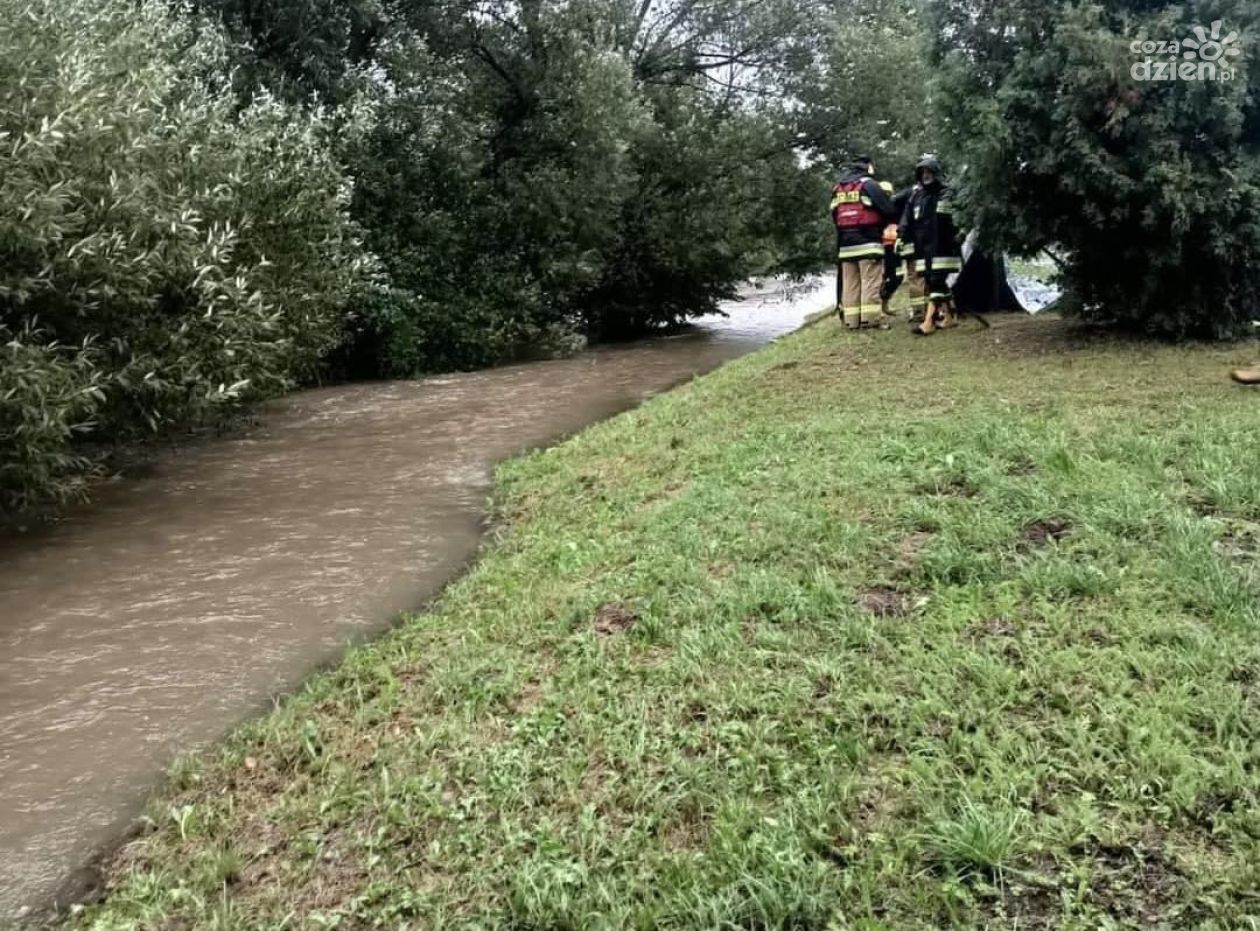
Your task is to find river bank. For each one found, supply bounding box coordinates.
[0,278,830,923]
[64,312,1260,929]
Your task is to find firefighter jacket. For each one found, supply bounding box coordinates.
[831,166,899,262]
[898,159,963,275]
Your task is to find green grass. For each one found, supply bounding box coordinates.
[71,314,1260,930]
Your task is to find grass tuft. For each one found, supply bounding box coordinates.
[920,797,1027,880]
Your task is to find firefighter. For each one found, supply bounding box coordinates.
[899,157,963,336]
[830,156,900,330]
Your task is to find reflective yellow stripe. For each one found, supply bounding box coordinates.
[832,189,866,208]
[838,244,884,260]
[930,257,963,272]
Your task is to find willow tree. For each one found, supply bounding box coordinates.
[0,0,368,512]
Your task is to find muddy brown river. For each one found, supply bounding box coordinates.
[0,280,828,920]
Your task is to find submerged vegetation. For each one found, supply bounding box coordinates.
[74,313,1260,929]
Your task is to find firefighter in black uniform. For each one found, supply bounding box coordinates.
[830,156,900,330]
[899,157,963,335]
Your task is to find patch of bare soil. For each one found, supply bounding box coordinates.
[1078,837,1189,928]
[887,531,937,582]
[1006,458,1038,477]
[915,475,979,499]
[683,701,709,723]
[594,602,639,635]
[987,834,1197,931]
[514,680,546,714]
[858,587,911,619]
[965,617,1019,643]
[989,854,1065,931]
[942,476,980,498]
[1228,664,1256,692]
[971,313,1122,360]
[658,804,712,854]
[1216,520,1260,562]
[1020,518,1074,550]
[821,769,907,869]
[897,529,937,564]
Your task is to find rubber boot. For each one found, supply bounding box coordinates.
[1231,367,1260,385]
[913,303,936,336]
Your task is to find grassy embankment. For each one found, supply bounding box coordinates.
[74,314,1260,930]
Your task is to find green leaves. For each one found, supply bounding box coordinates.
[0,0,369,514]
[934,0,1260,338]
[332,0,837,373]
[0,324,104,510]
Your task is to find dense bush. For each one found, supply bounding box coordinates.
[581,90,831,339]
[0,0,369,511]
[343,24,650,374]
[934,0,1260,338]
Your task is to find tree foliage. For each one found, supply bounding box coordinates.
[197,0,923,375]
[934,0,1260,337]
[792,0,934,180]
[0,0,936,511]
[190,0,387,101]
[0,0,369,512]
[336,0,845,374]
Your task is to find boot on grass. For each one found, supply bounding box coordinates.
[914,303,936,336]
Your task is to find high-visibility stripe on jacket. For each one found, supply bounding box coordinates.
[838,242,886,260]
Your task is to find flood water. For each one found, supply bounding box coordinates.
[0,279,829,919]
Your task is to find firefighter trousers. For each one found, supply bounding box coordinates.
[839,259,884,329]
[907,261,956,308]
[925,271,953,308]
[906,260,927,318]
